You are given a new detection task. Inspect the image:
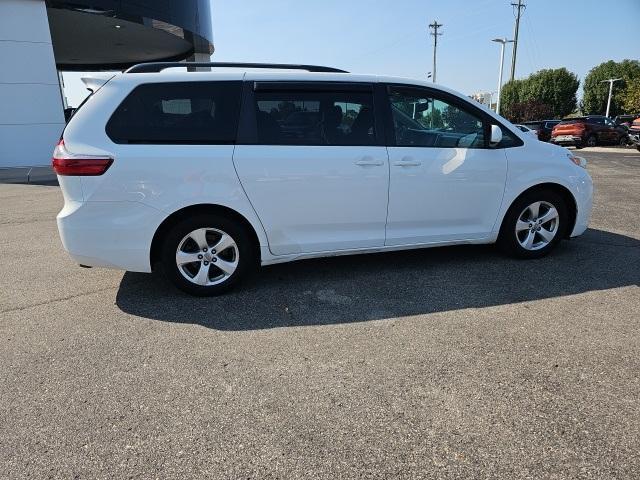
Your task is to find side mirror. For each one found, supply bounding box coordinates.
[490,124,503,146]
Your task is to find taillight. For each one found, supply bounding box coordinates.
[52,140,113,176]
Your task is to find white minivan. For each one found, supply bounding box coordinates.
[54,62,593,296]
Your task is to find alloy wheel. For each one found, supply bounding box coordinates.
[175,228,239,286]
[515,201,559,251]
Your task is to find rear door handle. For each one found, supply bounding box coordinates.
[355,157,384,166]
[393,159,422,167]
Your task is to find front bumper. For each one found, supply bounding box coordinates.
[570,168,593,237]
[57,200,164,272]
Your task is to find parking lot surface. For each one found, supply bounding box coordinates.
[1,148,639,479]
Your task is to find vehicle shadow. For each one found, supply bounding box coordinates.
[115,228,639,331]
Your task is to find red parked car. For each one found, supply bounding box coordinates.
[551,115,628,148]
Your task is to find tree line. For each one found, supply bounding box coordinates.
[498,59,640,123]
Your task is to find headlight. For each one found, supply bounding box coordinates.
[567,153,587,169]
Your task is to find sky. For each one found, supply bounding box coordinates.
[63,0,640,107]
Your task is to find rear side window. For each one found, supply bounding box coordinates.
[250,89,377,146]
[106,81,242,144]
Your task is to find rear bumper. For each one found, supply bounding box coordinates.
[551,135,584,146]
[57,200,164,272]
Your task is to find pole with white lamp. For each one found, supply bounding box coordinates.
[601,78,623,118]
[492,38,514,116]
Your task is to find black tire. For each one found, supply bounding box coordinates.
[585,135,597,147]
[498,189,568,259]
[159,214,255,296]
[619,135,629,147]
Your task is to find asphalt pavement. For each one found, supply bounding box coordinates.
[1,148,639,479]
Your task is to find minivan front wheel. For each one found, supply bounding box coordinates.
[499,190,568,259]
[160,214,254,296]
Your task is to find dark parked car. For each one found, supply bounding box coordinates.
[613,114,639,128]
[551,116,627,148]
[521,120,561,142]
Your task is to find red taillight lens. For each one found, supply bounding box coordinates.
[52,157,113,176]
[52,140,113,176]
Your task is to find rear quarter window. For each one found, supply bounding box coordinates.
[106,81,242,144]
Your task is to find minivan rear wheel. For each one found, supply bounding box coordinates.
[498,189,568,259]
[160,214,255,296]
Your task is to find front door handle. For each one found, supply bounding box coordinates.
[393,159,422,167]
[355,157,384,166]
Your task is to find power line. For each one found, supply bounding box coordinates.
[524,14,541,72]
[509,0,526,81]
[429,20,443,83]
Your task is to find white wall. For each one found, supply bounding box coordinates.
[0,0,65,169]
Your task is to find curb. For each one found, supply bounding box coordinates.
[0,166,58,185]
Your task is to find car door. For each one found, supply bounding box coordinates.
[383,84,508,246]
[233,81,389,256]
[604,117,622,143]
[590,117,610,143]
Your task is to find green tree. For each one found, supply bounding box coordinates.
[500,79,524,118]
[500,69,578,121]
[582,60,640,116]
[620,77,640,114]
[521,68,579,118]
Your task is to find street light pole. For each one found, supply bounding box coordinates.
[492,38,514,116]
[601,78,623,118]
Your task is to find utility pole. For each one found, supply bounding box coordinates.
[493,38,514,115]
[601,78,623,117]
[509,0,526,81]
[429,20,443,83]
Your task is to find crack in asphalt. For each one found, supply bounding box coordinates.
[0,286,120,315]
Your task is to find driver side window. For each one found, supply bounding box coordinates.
[388,87,485,148]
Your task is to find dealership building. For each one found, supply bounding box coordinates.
[0,0,213,182]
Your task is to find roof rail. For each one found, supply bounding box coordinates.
[125,62,348,74]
